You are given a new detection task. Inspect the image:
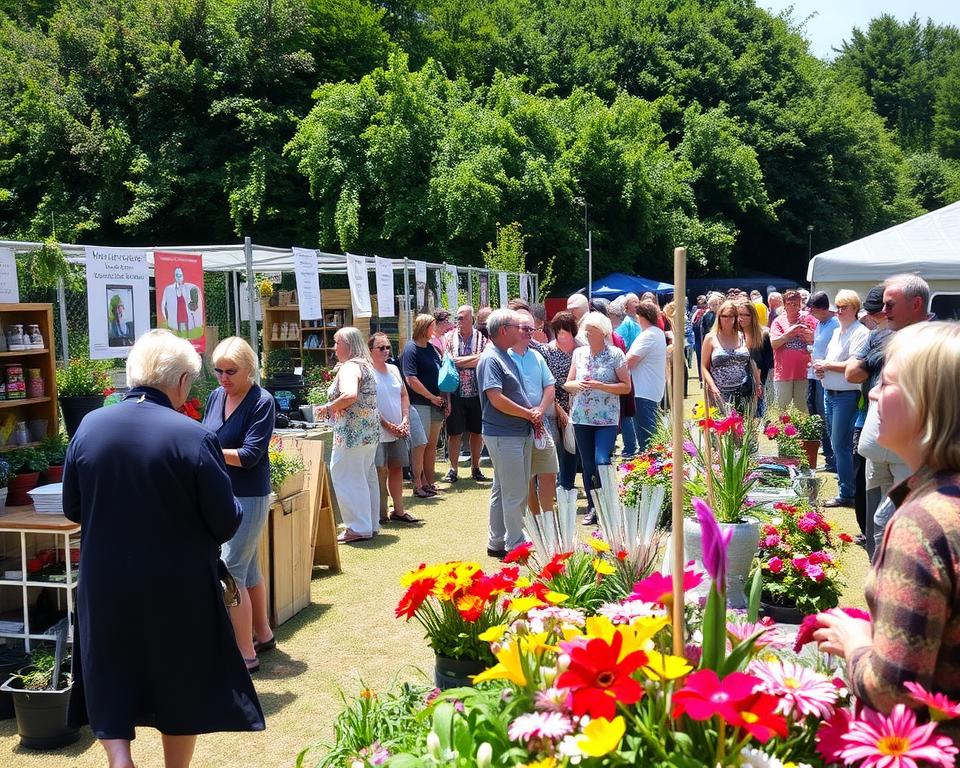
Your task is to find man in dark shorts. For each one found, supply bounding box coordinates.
[443,305,488,482]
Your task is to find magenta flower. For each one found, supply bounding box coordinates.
[798,515,819,533]
[693,497,732,591]
[783,424,798,437]
[904,681,960,722]
[792,556,809,571]
[793,607,871,653]
[763,534,781,548]
[808,550,831,565]
[628,568,703,605]
[748,659,838,719]
[764,424,780,439]
[817,707,854,764]
[805,564,826,582]
[768,556,784,573]
[683,439,697,457]
[839,704,958,768]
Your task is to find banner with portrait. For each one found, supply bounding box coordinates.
[154,251,205,352]
[85,245,150,359]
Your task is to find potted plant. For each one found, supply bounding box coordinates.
[794,410,825,470]
[269,437,305,498]
[4,448,49,506]
[39,434,68,484]
[301,385,329,423]
[56,358,113,437]
[763,411,809,469]
[0,646,78,749]
[395,560,516,689]
[0,458,10,511]
[265,348,294,381]
[753,500,851,623]
[259,278,277,306]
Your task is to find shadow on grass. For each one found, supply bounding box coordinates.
[256,690,298,719]
[9,725,97,756]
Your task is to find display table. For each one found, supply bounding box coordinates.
[0,506,79,652]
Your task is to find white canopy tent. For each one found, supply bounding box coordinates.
[807,200,960,301]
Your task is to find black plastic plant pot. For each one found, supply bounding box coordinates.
[434,654,487,691]
[0,675,79,750]
[0,651,30,721]
[60,394,105,438]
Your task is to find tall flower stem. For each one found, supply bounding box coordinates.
[715,718,726,766]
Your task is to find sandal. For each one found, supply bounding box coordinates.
[244,656,260,673]
[254,635,276,653]
[337,530,373,543]
[389,512,422,524]
[413,487,435,498]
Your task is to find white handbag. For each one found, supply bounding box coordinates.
[562,419,576,454]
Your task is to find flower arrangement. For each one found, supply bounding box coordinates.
[693,411,758,523]
[793,409,825,442]
[176,397,203,421]
[56,358,113,398]
[617,446,673,510]
[303,364,336,390]
[268,436,305,494]
[754,500,850,615]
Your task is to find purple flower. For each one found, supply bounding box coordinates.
[693,497,732,591]
[683,439,697,457]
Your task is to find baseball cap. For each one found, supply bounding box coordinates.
[862,285,885,314]
[808,291,833,311]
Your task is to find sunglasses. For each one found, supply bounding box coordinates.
[214,368,238,377]
[375,344,391,351]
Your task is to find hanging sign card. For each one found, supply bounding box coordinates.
[0,248,18,303]
[374,256,395,317]
[414,260,427,310]
[445,265,459,311]
[85,245,150,359]
[479,272,489,308]
[155,251,206,352]
[498,272,508,307]
[292,247,323,320]
[345,252,372,318]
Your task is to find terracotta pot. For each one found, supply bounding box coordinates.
[41,465,63,485]
[684,516,760,609]
[7,472,40,507]
[801,439,820,470]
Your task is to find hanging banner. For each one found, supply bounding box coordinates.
[520,273,530,303]
[0,248,18,303]
[445,265,459,311]
[345,252,372,318]
[414,260,427,310]
[85,245,150,359]
[155,251,206,352]
[479,272,489,308]
[498,271,508,307]
[238,282,263,322]
[292,247,323,320]
[374,256,395,318]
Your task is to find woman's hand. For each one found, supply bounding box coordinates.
[432,394,445,408]
[565,380,585,395]
[813,610,872,662]
[555,406,568,429]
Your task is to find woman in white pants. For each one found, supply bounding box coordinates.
[316,327,381,543]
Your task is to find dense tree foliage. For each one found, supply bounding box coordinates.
[0,0,957,291]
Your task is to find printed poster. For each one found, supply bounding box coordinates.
[498,271,508,307]
[520,274,530,303]
[238,281,263,322]
[345,252,372,318]
[414,260,427,310]
[479,272,489,308]
[445,265,459,311]
[155,251,205,352]
[85,245,150,359]
[292,247,323,320]
[374,256,395,317]
[0,248,18,303]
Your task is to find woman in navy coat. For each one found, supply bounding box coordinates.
[63,330,264,768]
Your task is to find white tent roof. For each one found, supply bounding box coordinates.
[807,200,960,285]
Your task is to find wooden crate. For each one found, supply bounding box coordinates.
[269,490,312,626]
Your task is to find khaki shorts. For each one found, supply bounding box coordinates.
[530,419,559,475]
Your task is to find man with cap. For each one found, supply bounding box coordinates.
[806,291,839,471]
[566,293,588,323]
[769,289,817,412]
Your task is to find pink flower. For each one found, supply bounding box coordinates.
[817,707,854,764]
[798,514,822,533]
[783,424,798,437]
[628,568,703,606]
[904,681,960,722]
[794,607,871,652]
[764,425,780,439]
[508,711,575,743]
[808,550,831,565]
[805,564,826,582]
[792,556,809,571]
[727,620,786,649]
[839,704,958,768]
[534,686,573,713]
[768,556,784,574]
[762,534,781,548]
[748,659,838,719]
[762,524,778,536]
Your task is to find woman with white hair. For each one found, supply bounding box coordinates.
[316,327,381,543]
[564,311,631,524]
[202,336,276,671]
[63,330,263,768]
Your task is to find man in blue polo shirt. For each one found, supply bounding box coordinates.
[807,291,838,471]
[477,309,540,558]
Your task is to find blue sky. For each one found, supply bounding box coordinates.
[760,0,960,59]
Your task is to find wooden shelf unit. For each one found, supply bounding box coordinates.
[0,304,59,449]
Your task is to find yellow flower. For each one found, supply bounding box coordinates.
[471,638,527,686]
[509,596,545,614]
[515,576,532,588]
[520,632,555,656]
[577,716,626,757]
[524,759,557,768]
[643,650,692,680]
[585,537,611,553]
[478,624,508,643]
[592,558,615,575]
[544,590,569,604]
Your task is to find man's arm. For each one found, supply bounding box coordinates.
[486,388,535,421]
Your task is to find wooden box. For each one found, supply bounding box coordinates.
[269,490,311,626]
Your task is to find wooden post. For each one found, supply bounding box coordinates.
[671,247,687,657]
[703,390,715,508]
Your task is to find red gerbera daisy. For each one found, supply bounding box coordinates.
[539,552,572,580]
[556,632,647,719]
[504,541,535,564]
[395,577,437,619]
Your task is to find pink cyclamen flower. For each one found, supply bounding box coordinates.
[839,704,958,768]
[768,556,784,574]
[748,659,838,719]
[904,681,960,722]
[508,711,574,743]
[805,564,826,582]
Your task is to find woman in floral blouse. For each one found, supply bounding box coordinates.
[564,311,631,524]
[541,312,583,509]
[815,322,960,745]
[316,327,380,543]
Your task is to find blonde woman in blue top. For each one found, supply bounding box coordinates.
[203,337,276,672]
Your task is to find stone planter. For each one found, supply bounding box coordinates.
[684,516,760,609]
[434,654,487,691]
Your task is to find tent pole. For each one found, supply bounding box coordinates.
[244,237,259,382]
[56,276,69,362]
[467,268,474,308]
[403,257,411,345]
[232,270,241,335]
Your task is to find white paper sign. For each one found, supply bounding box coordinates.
[435,269,444,309]
[0,248,18,303]
[498,272,508,307]
[85,246,150,359]
[238,282,263,322]
[292,247,323,320]
[479,273,489,307]
[374,256,395,317]
[414,260,427,310]
[345,252,372,318]
[445,265,459,311]
[520,273,529,302]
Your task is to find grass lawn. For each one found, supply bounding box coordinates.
[0,378,871,767]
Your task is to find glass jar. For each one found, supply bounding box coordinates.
[4,364,25,400]
[26,368,44,398]
[5,324,24,350]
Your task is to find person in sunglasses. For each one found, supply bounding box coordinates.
[202,336,276,673]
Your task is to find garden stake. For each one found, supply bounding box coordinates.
[671,246,687,658]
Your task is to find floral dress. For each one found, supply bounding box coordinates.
[328,359,380,449]
[569,345,626,427]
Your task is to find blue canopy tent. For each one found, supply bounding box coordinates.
[584,272,674,298]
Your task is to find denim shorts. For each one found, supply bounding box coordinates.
[221,494,271,589]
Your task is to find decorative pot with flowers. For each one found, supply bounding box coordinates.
[56,359,113,437]
[39,433,68,484]
[753,500,851,621]
[269,437,305,498]
[4,448,49,506]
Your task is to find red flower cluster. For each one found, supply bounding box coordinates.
[177,397,203,421]
[672,669,787,742]
[699,413,745,437]
[557,632,648,719]
[539,552,572,580]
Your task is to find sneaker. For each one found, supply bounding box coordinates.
[486,547,507,559]
[822,496,854,508]
[582,510,598,526]
[443,468,459,483]
[471,467,489,481]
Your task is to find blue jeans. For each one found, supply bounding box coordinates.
[556,437,580,490]
[808,379,834,464]
[825,389,859,499]
[621,414,638,457]
[573,424,618,508]
[633,397,659,453]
